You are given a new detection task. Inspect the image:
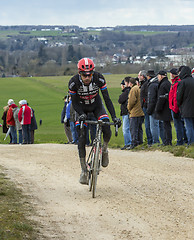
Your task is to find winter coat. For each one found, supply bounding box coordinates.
[177,66,194,118]
[147,77,159,116]
[13,107,22,131]
[1,107,9,133]
[70,102,77,122]
[31,108,38,131]
[155,77,172,121]
[61,101,67,123]
[66,100,71,120]
[118,87,131,116]
[127,85,144,117]
[6,104,18,126]
[168,76,181,114]
[140,79,148,109]
[18,104,33,125]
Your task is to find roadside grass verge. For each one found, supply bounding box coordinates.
[129,141,194,159]
[0,168,39,240]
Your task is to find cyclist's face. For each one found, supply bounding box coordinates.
[80,73,93,85]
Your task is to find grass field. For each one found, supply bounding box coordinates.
[0,74,193,158]
[0,74,129,145]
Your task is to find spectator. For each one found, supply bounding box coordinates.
[127,78,144,149]
[118,77,132,150]
[30,106,38,144]
[146,70,164,144]
[138,70,152,146]
[155,70,172,145]
[67,97,78,144]
[18,99,33,144]
[168,68,187,145]
[1,105,12,143]
[13,105,23,144]
[177,66,194,145]
[61,95,73,144]
[6,99,17,144]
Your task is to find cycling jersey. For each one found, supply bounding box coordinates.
[68,71,116,159]
[68,72,116,120]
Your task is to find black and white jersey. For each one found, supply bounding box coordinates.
[69,72,107,105]
[68,71,116,120]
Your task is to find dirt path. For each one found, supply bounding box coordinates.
[0,144,193,240]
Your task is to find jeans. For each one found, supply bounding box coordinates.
[163,121,172,145]
[86,123,96,145]
[22,124,31,144]
[70,121,78,143]
[130,116,144,147]
[10,126,17,143]
[122,114,131,146]
[159,121,165,144]
[171,111,187,145]
[149,114,160,144]
[184,117,194,145]
[18,129,23,144]
[143,108,152,145]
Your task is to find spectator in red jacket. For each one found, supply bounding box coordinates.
[168,68,187,145]
[6,99,18,144]
[18,99,33,144]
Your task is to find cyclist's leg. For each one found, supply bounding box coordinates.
[75,120,88,184]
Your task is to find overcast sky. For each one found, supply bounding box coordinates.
[1,0,194,28]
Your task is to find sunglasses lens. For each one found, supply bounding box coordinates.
[81,72,93,77]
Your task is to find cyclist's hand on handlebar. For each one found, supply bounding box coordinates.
[113,117,122,128]
[78,113,87,123]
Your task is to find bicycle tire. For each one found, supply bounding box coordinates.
[88,149,95,192]
[92,140,100,198]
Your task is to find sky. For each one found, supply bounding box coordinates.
[1,0,194,28]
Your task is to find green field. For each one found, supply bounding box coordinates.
[0,75,193,156]
[0,74,130,146]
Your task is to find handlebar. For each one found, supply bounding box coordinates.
[80,119,119,137]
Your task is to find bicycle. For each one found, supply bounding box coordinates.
[81,119,118,198]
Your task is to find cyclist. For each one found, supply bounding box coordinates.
[68,58,121,184]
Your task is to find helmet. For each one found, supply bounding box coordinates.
[77,58,95,74]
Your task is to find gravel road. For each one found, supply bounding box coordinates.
[0,144,193,240]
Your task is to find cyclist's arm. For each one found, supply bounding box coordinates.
[101,88,116,120]
[68,77,85,116]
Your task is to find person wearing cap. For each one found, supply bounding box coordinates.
[146,70,164,144]
[138,70,152,146]
[155,70,172,145]
[6,99,18,144]
[18,100,33,144]
[118,77,132,150]
[61,95,73,144]
[120,79,125,91]
[13,104,23,144]
[127,78,144,150]
[177,66,194,145]
[168,68,187,145]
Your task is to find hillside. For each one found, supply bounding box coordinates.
[0,25,194,76]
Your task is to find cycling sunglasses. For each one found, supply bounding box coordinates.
[80,72,93,77]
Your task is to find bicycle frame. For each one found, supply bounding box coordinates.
[81,119,117,198]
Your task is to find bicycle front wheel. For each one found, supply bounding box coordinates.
[92,141,100,198]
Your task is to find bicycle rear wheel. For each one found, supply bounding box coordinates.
[92,141,100,198]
